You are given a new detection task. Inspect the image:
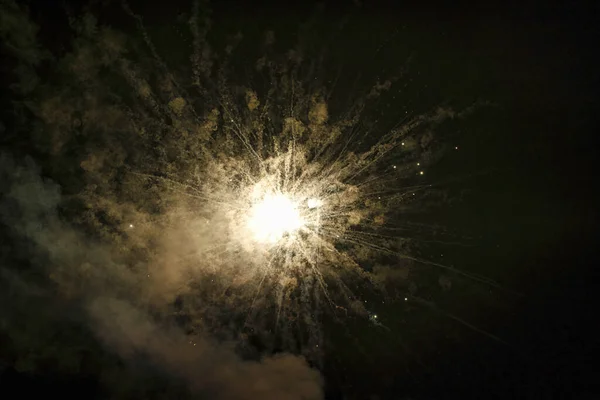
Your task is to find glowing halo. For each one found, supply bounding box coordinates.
[246,192,304,244]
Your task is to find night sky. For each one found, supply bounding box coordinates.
[1,0,598,399]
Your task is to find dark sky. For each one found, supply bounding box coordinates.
[1,0,598,399]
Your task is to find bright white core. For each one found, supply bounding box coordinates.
[247,193,304,243]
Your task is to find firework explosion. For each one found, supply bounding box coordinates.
[0,1,501,397]
[36,3,459,343]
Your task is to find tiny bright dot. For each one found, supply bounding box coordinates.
[404,297,408,301]
[417,162,420,166]
[393,165,397,169]
[419,171,424,175]
[129,224,134,228]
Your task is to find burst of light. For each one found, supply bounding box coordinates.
[247,193,304,243]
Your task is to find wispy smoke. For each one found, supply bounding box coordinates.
[89,297,323,400]
[0,154,323,399]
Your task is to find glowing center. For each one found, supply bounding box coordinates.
[247,193,304,243]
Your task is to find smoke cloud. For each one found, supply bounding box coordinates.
[0,153,323,399]
[89,297,323,400]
